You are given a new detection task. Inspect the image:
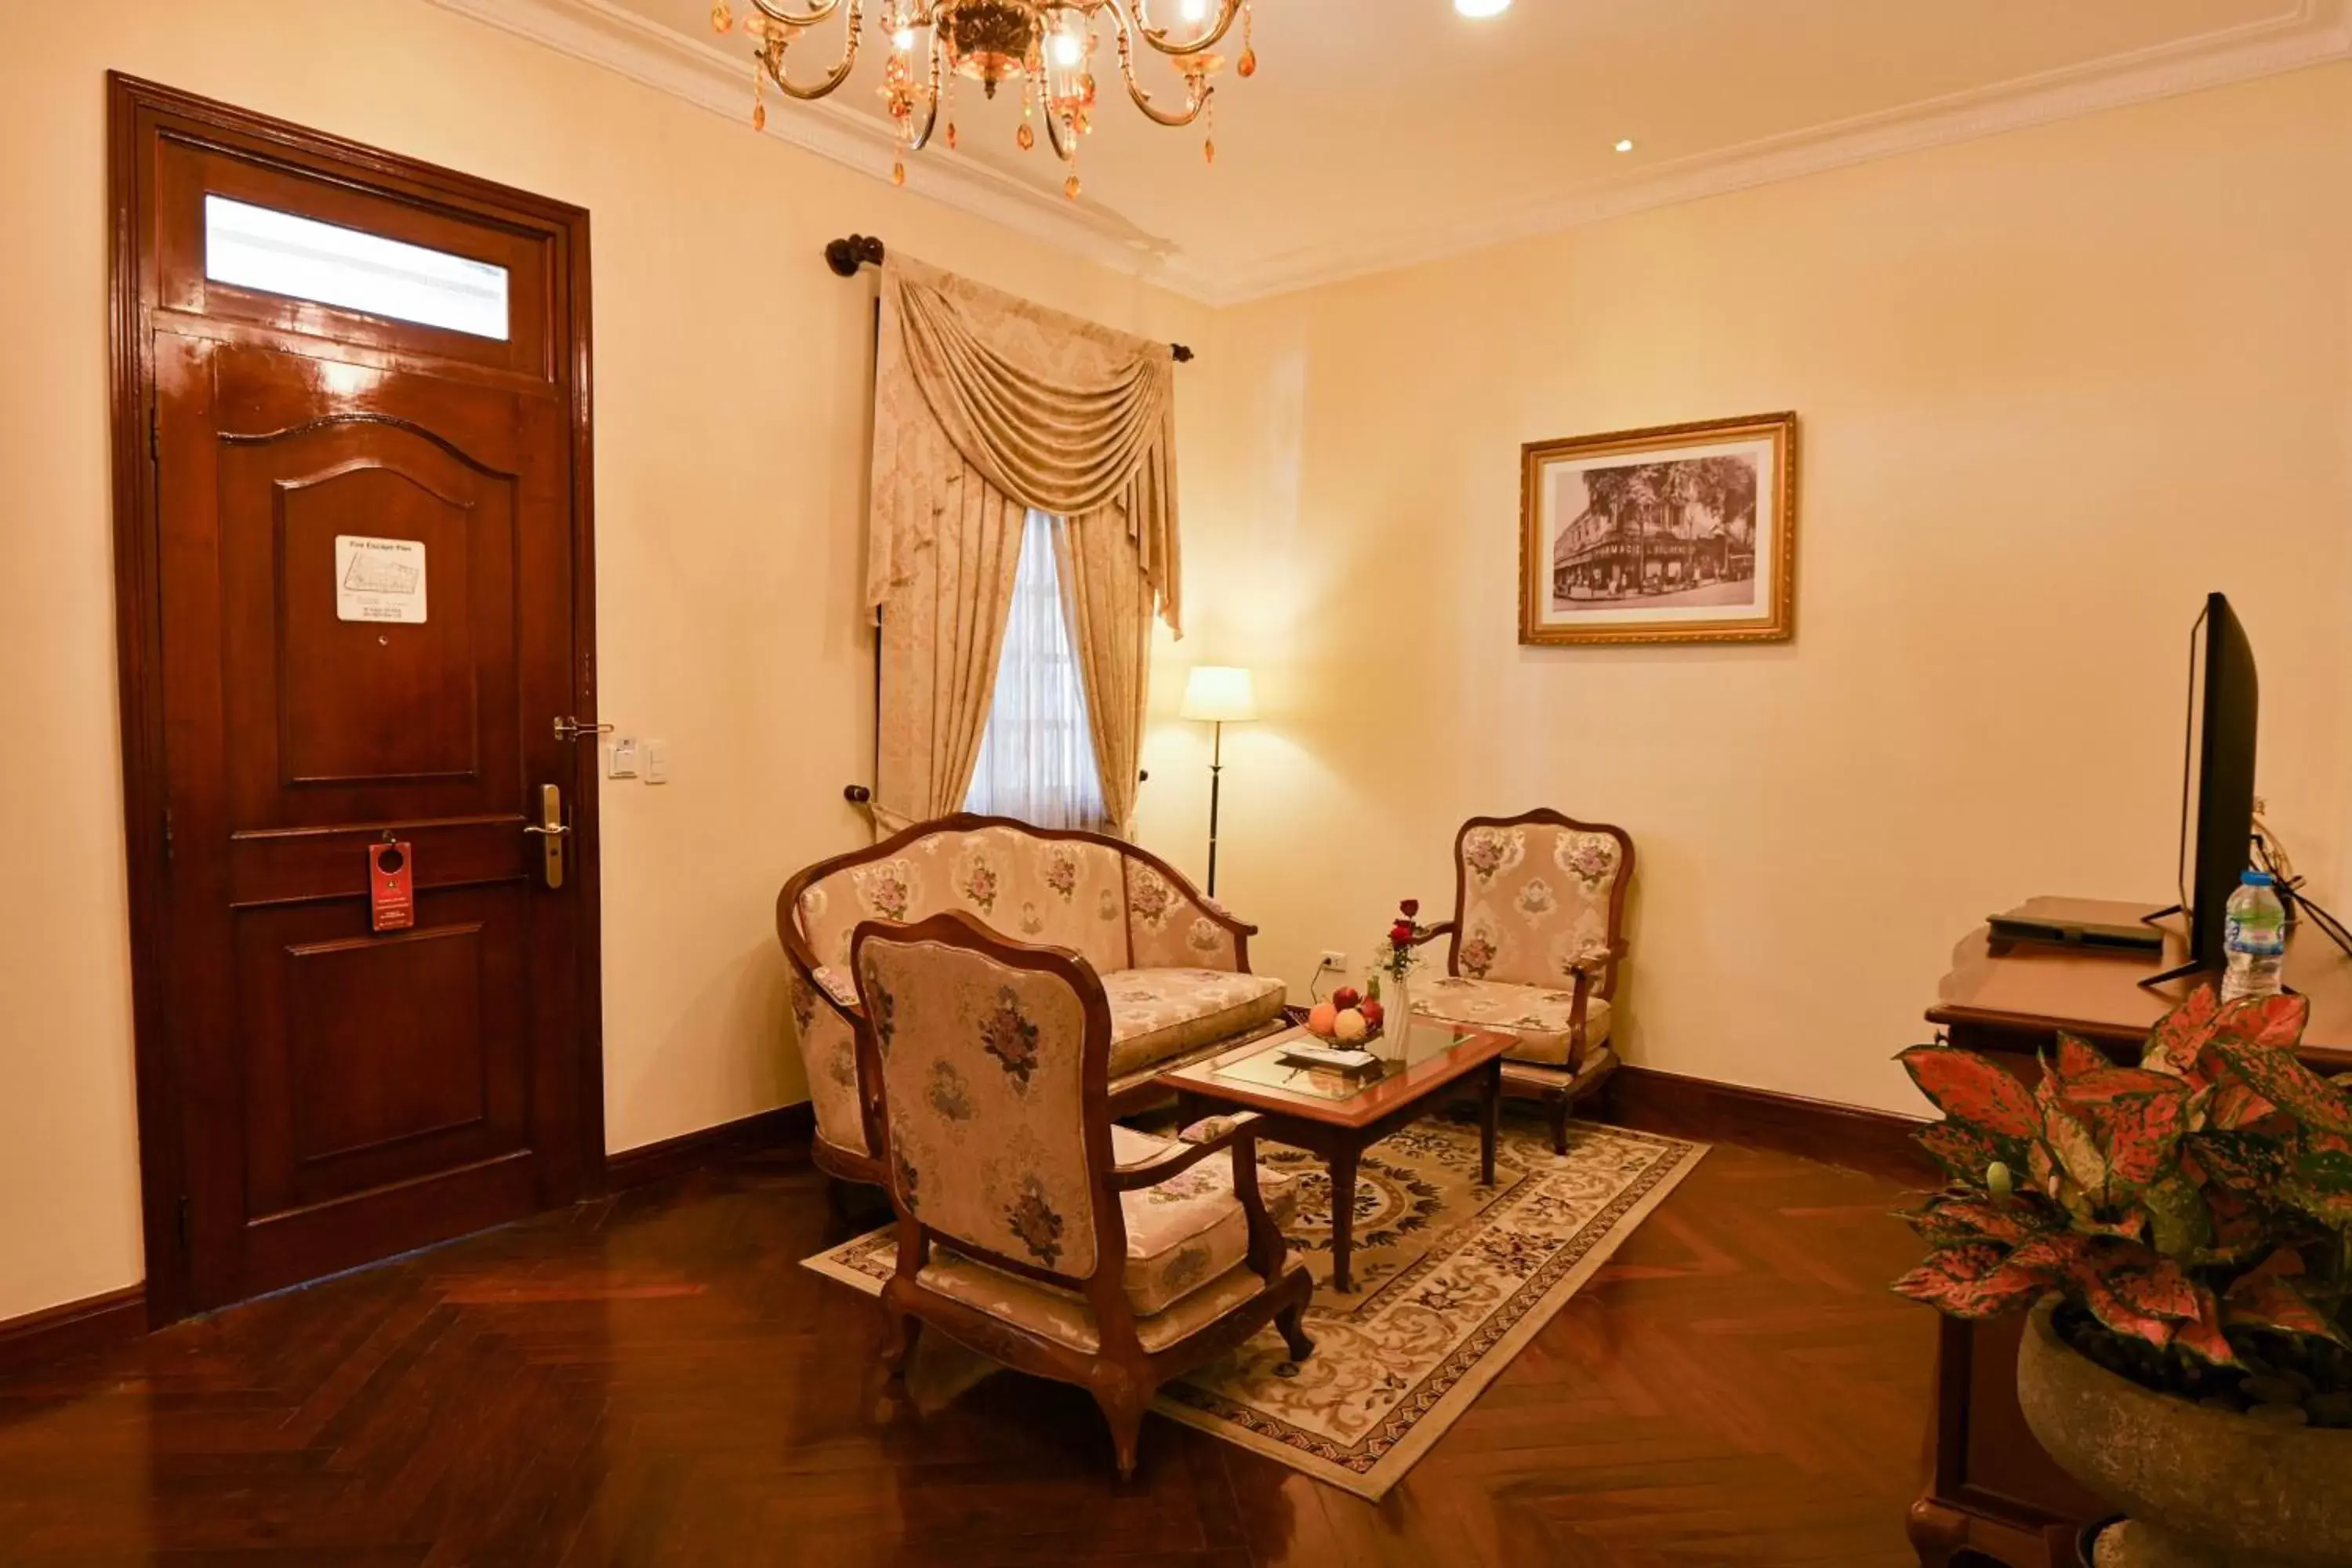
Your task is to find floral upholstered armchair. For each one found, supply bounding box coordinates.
[777,814,1289,1188]
[851,912,1316,1482]
[1407,810,1633,1153]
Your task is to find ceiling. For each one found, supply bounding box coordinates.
[467,0,2352,301]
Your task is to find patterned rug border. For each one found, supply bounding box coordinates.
[801,1123,1708,1501]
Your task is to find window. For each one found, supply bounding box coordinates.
[964,514,1110,831]
[203,195,511,340]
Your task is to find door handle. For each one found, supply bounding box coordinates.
[523,782,568,888]
[553,717,614,742]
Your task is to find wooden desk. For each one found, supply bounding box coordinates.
[1910,896,2352,1566]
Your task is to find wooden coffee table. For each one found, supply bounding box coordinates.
[1158,1022,1511,1292]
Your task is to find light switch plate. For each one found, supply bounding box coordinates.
[605,738,638,779]
[643,739,670,785]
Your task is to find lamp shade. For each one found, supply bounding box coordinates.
[1180,666,1258,724]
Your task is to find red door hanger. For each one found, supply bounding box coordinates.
[369,840,414,932]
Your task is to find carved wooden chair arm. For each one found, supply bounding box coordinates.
[1105,1111,1263,1192]
[1406,920,1457,949]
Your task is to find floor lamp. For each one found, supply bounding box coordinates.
[1180,666,1258,898]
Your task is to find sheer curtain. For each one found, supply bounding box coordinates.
[964,513,1111,832]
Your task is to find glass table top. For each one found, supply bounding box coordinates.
[1206,1020,1486,1104]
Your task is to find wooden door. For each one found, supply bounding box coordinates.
[109,78,602,1319]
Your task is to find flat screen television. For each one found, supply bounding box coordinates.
[2150,592,2259,983]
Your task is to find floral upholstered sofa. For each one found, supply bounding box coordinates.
[1407,809,1633,1154]
[777,813,1288,1185]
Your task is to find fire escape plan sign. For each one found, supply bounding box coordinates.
[335,535,428,624]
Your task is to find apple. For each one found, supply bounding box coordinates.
[1359,997,1385,1029]
[1334,1008,1368,1044]
[1331,986,1363,1013]
[1307,1001,1339,1037]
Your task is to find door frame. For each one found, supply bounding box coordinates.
[106,74,604,1327]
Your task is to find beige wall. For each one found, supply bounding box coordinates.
[1135,62,2352,1117]
[0,0,1205,1323]
[8,5,2347,1329]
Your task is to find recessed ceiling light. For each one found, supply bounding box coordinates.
[1455,0,1512,17]
[1614,139,1635,153]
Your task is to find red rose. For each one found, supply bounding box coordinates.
[1390,920,1416,944]
[1399,898,1421,917]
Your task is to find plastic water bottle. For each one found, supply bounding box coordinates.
[2221,869,2287,1002]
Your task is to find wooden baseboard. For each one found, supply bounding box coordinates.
[605,1102,815,1191]
[0,1283,148,1379]
[1599,1065,1936,1187]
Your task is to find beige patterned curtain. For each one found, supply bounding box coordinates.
[1051,514,1152,835]
[866,252,1180,836]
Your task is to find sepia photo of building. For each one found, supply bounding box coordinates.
[1551,454,1760,609]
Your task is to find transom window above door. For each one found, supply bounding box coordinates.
[202,194,511,341]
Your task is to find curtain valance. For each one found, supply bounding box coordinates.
[865,252,1182,635]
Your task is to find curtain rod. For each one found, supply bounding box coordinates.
[823,234,1195,362]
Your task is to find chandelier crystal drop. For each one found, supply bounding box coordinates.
[712,0,1258,198]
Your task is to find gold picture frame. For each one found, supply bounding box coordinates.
[1519,412,1798,646]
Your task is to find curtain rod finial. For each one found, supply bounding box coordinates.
[825,234,887,278]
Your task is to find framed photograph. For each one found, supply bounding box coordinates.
[1519,412,1798,646]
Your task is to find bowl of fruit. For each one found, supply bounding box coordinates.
[1304,985,1386,1050]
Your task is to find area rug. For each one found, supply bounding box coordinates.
[803,1119,1704,1498]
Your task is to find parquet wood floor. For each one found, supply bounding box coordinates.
[0,1127,1936,1566]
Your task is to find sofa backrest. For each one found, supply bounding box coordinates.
[796,822,1133,979]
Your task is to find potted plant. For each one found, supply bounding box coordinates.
[1894,985,2352,1566]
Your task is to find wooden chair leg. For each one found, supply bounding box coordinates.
[1093,1380,1150,1483]
[878,1303,921,1387]
[1275,1300,1316,1364]
[1548,1089,1571,1156]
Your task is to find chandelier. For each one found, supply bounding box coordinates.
[711,0,1258,199]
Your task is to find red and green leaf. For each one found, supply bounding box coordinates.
[2212,1041,2352,1135]
[2209,1079,2283,1132]
[2189,1130,2293,1193]
[2101,1089,2192,1188]
[1903,1192,2058,1247]
[2140,1171,2214,1257]
[2054,1033,2110,1080]
[1892,1243,2053,1319]
[1900,1046,2042,1139]
[2173,1287,2241,1366]
[2108,1254,2201,1322]
[2296,1139,2352,1196]
[2144,989,2222,1075]
[2060,1065,2191,1105]
[2071,1252,2178,1350]
[1915,1121,2027,1186]
[2276,1181,2352,1229]
[2035,1078,2110,1201]
[2224,1250,2341,1342]
[2212,992,2312,1051]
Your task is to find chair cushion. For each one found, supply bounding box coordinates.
[906,1125,1292,1340]
[919,1250,1271,1355]
[1104,969,1287,1080]
[1111,1125,1294,1314]
[1410,975,1612,1067]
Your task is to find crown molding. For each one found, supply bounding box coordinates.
[1200,0,2352,303]
[426,0,2352,308]
[422,0,1189,285]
